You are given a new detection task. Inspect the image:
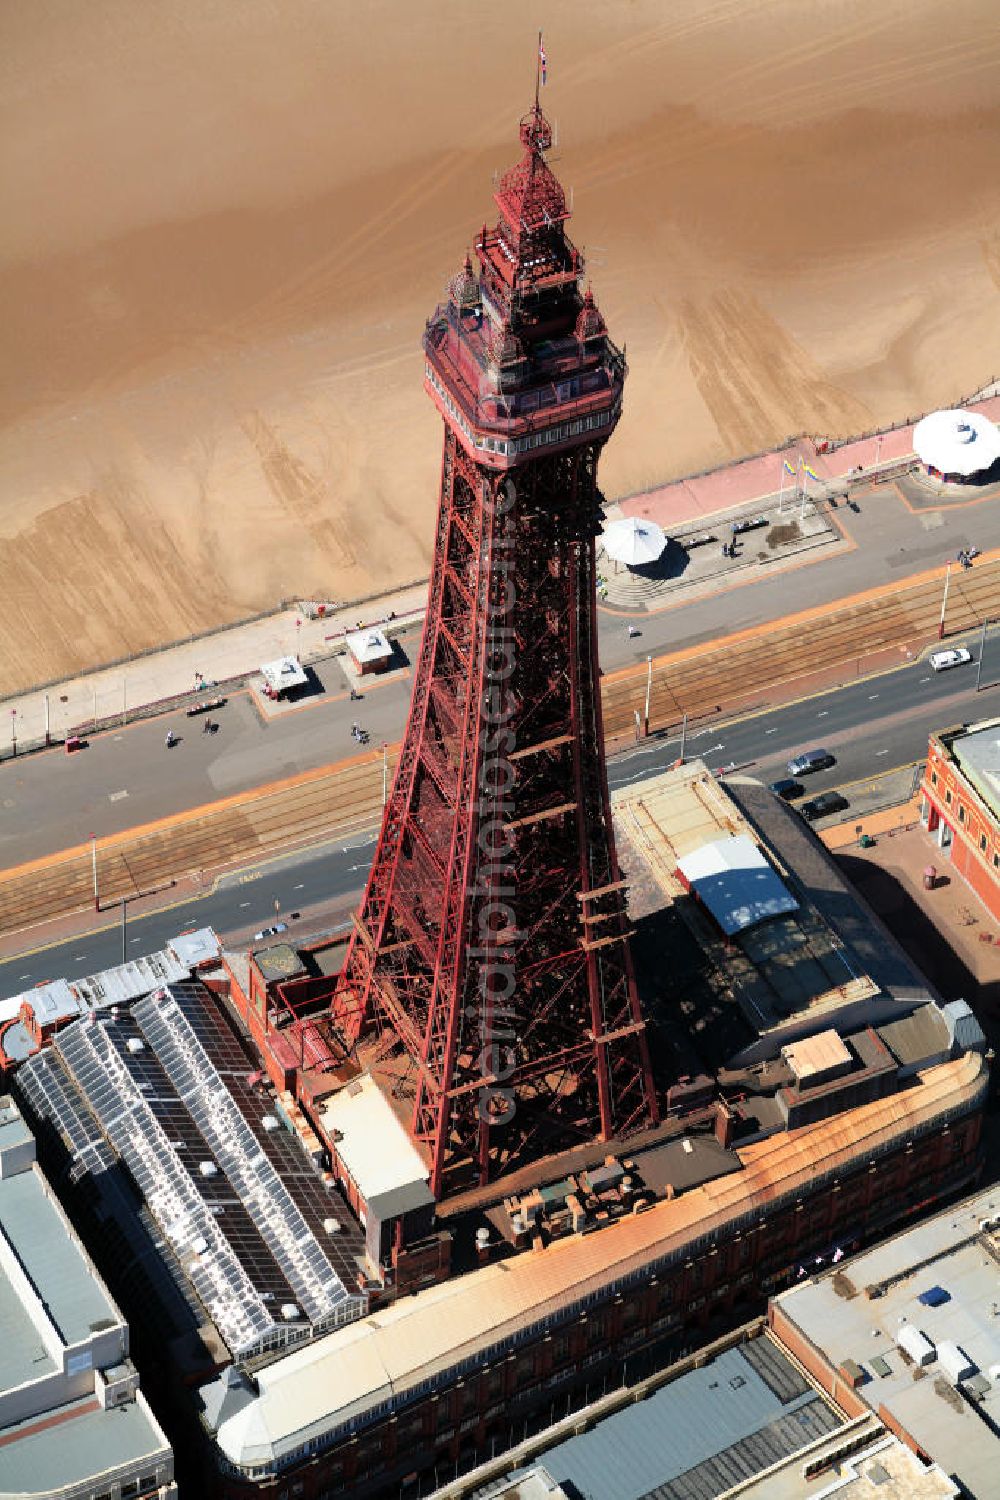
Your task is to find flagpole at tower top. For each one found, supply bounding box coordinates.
[535,31,546,107]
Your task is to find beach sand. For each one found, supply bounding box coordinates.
[2,0,999,692]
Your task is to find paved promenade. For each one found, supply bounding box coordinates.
[2,397,999,757]
[619,394,1000,529]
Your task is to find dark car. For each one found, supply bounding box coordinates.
[787,747,834,777]
[800,791,849,822]
[769,778,802,801]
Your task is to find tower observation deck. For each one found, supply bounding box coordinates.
[335,103,658,1200]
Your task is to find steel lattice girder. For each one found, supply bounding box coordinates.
[335,105,658,1201]
[337,438,658,1199]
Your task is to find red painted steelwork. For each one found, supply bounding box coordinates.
[334,103,659,1199]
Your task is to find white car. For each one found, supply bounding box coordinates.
[253,922,288,940]
[929,648,972,672]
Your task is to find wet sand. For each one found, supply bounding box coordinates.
[2,0,1000,692]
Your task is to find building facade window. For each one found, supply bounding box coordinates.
[958,804,965,823]
[945,789,952,805]
[980,834,988,852]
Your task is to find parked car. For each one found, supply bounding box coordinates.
[929,647,972,672]
[769,778,803,801]
[253,922,288,941]
[787,747,834,776]
[800,791,849,822]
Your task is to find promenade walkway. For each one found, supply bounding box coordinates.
[2,396,998,758]
[618,394,1000,530]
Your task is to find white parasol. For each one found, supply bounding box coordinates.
[600,516,667,567]
[912,409,1000,477]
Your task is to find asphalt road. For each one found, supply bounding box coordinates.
[2,471,994,867]
[4,638,998,993]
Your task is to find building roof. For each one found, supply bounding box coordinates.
[0,1166,123,1375]
[260,656,308,692]
[214,1053,987,1469]
[345,628,393,665]
[736,1430,959,1500]
[950,719,1000,823]
[254,941,306,985]
[0,1103,172,1498]
[319,1074,432,1216]
[912,409,1000,475]
[782,1030,852,1084]
[876,1005,952,1070]
[1,943,194,1035]
[517,1334,843,1500]
[677,833,798,935]
[17,984,366,1362]
[725,777,937,1012]
[0,1388,171,1499]
[0,1097,34,1157]
[613,764,928,1058]
[772,1185,1000,1500]
[168,926,221,969]
[22,977,82,1028]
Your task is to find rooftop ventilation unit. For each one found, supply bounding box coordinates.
[126,1037,144,1054]
[897,1325,935,1366]
[198,1161,218,1177]
[261,1114,280,1132]
[280,1303,301,1320]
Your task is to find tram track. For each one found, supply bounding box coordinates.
[2,558,995,939]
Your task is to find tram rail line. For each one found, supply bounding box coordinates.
[2,558,995,940]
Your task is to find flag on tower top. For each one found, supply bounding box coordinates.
[539,36,547,85]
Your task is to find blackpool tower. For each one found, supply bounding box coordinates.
[336,100,659,1199]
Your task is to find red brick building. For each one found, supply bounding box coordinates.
[921,718,1000,922]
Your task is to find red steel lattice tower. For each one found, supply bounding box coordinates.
[336,101,658,1199]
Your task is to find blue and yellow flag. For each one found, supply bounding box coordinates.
[803,463,821,482]
[782,459,796,477]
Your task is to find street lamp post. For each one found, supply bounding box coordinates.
[382,742,389,807]
[938,562,952,640]
[976,617,989,692]
[91,833,99,912]
[643,655,652,736]
[121,896,128,964]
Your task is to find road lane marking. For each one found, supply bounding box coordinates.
[74,955,85,962]
[875,749,890,756]
[293,883,305,890]
[18,974,30,980]
[919,676,931,683]
[108,790,129,802]
[616,743,663,762]
[764,727,777,734]
[817,710,829,717]
[868,694,879,700]
[239,901,251,908]
[130,937,141,944]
